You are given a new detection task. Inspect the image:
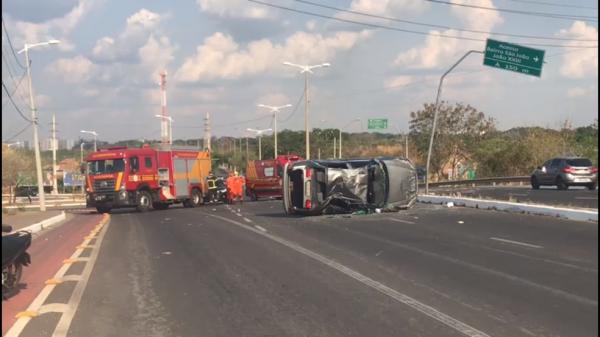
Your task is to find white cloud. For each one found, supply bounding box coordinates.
[92,9,163,62]
[567,85,596,97]
[175,30,371,82]
[46,55,96,83]
[7,0,96,52]
[349,0,429,16]
[196,0,271,19]
[392,0,502,69]
[384,75,415,90]
[557,21,598,79]
[139,35,176,78]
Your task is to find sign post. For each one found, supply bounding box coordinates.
[483,39,545,77]
[368,119,388,130]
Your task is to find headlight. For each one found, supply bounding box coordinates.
[119,190,128,199]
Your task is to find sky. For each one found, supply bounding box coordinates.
[2,0,598,143]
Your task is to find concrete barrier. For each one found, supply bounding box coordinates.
[15,211,67,234]
[418,195,597,222]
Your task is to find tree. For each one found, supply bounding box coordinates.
[2,145,35,204]
[409,102,496,180]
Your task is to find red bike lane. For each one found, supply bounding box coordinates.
[2,213,103,335]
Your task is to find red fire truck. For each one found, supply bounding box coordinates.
[84,145,211,213]
[245,155,301,201]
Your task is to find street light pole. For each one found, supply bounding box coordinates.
[247,128,272,161]
[283,62,330,160]
[80,130,98,152]
[425,50,483,194]
[19,40,61,211]
[257,104,291,158]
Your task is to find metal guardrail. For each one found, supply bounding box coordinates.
[418,176,530,188]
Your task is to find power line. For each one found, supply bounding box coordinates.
[3,123,31,142]
[280,89,305,123]
[1,70,27,110]
[424,0,598,22]
[296,0,597,42]
[2,49,31,107]
[501,0,597,10]
[1,15,26,69]
[248,0,598,48]
[2,81,32,122]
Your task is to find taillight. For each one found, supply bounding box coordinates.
[562,166,576,174]
[305,199,312,209]
[305,168,312,178]
[592,167,598,174]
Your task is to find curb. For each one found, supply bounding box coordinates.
[417,195,598,222]
[14,211,67,234]
[3,203,86,210]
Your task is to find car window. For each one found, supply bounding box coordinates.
[543,160,553,167]
[566,159,592,167]
[550,159,561,167]
[145,157,153,168]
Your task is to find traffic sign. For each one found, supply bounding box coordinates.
[483,39,545,77]
[368,119,388,129]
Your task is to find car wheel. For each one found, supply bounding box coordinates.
[188,189,203,207]
[136,190,153,212]
[587,183,597,190]
[531,176,540,190]
[556,177,568,190]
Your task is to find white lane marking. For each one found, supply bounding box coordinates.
[206,213,491,337]
[389,218,416,225]
[490,237,543,249]
[254,225,267,232]
[575,197,598,200]
[5,217,110,337]
[348,229,597,307]
[243,217,252,223]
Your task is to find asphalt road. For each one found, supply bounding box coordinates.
[430,185,598,209]
[4,201,597,337]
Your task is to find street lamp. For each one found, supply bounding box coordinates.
[257,103,292,158]
[80,130,98,151]
[339,118,361,159]
[246,128,272,160]
[18,39,61,212]
[283,61,330,159]
[155,115,173,145]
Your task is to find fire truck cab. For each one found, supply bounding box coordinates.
[85,145,211,213]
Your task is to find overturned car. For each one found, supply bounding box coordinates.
[282,157,418,216]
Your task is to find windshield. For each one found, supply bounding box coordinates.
[566,159,592,167]
[87,159,125,174]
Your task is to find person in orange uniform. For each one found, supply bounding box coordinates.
[226,172,236,204]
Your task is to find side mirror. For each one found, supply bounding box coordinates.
[541,166,547,173]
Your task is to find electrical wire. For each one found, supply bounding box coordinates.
[501,0,597,10]
[3,123,31,142]
[2,81,32,122]
[1,15,26,69]
[296,0,597,42]
[248,0,598,48]
[279,89,305,123]
[424,0,597,21]
[1,66,27,110]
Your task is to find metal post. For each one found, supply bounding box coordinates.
[273,112,278,158]
[338,129,342,159]
[25,47,46,211]
[93,134,97,152]
[333,137,336,159]
[258,136,262,160]
[51,113,58,195]
[304,72,310,159]
[405,134,408,159]
[246,136,249,160]
[425,50,482,194]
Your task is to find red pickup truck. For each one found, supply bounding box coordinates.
[245,155,301,201]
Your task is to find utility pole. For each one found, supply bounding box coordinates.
[333,136,336,159]
[51,113,58,195]
[204,112,211,151]
[159,71,169,147]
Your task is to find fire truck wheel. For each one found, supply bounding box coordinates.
[190,189,203,207]
[136,190,152,212]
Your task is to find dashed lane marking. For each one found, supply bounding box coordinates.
[206,212,491,337]
[490,237,543,249]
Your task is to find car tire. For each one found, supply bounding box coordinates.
[188,189,203,208]
[96,206,111,214]
[556,177,568,190]
[531,176,540,190]
[136,190,153,212]
[587,183,597,190]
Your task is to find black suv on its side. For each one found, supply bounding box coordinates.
[531,157,597,190]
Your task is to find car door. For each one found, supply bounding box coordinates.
[548,158,562,183]
[539,159,554,183]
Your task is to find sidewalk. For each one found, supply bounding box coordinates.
[1,210,64,231]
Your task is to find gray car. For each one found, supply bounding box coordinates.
[531,157,598,190]
[282,157,418,215]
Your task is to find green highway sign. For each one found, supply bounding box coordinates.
[368,118,388,129]
[483,39,545,77]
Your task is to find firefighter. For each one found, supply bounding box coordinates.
[226,172,236,204]
[228,171,243,204]
[206,171,218,202]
